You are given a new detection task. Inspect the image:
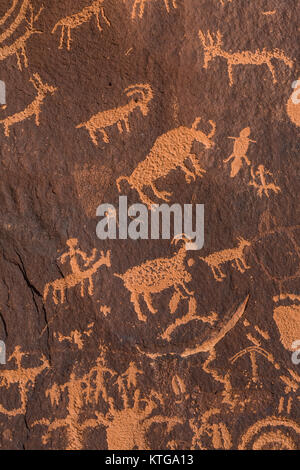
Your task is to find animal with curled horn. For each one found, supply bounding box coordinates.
[117,117,216,208]
[114,234,195,322]
[76,84,153,145]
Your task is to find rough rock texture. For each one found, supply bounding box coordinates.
[0,0,299,450]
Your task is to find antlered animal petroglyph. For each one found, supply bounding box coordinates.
[43,239,111,304]
[287,79,300,127]
[116,118,215,207]
[0,347,49,416]
[0,74,57,137]
[76,84,153,145]
[224,127,255,177]
[198,30,293,86]
[130,0,177,19]
[200,237,251,282]
[0,4,43,70]
[52,0,110,50]
[249,165,281,197]
[114,237,194,322]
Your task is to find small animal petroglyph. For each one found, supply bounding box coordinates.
[114,237,194,322]
[249,165,281,198]
[130,0,177,19]
[224,127,255,177]
[117,118,215,208]
[44,239,111,304]
[76,84,153,145]
[0,74,57,137]
[199,30,293,86]
[0,347,49,416]
[52,0,110,50]
[0,4,43,70]
[200,237,251,282]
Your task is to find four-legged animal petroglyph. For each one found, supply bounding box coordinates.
[76,84,153,145]
[0,4,43,70]
[44,239,111,304]
[249,165,281,197]
[198,30,293,86]
[0,347,49,416]
[52,0,110,50]
[200,237,251,282]
[224,127,255,177]
[114,237,194,322]
[116,118,215,207]
[130,0,177,19]
[0,74,57,136]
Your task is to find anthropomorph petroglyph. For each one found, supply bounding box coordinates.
[0,4,43,70]
[0,347,49,416]
[130,0,177,19]
[198,30,293,86]
[114,237,194,322]
[224,127,256,177]
[190,408,232,450]
[249,165,281,198]
[116,118,215,208]
[0,74,57,137]
[43,239,111,304]
[199,237,251,282]
[52,0,110,51]
[77,84,153,145]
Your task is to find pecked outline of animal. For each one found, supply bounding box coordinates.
[116,117,215,208]
[198,30,293,86]
[200,237,251,282]
[0,73,57,137]
[130,0,177,19]
[0,4,43,70]
[114,236,194,322]
[43,250,111,305]
[76,84,153,145]
[52,0,110,51]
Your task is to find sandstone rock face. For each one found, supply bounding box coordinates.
[0,0,299,450]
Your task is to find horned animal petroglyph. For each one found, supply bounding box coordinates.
[116,118,215,208]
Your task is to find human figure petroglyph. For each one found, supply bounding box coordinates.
[76,84,153,145]
[224,127,255,177]
[198,30,293,86]
[52,0,110,51]
[116,118,215,208]
[114,237,194,322]
[249,165,281,197]
[43,239,111,304]
[190,408,232,450]
[0,347,49,416]
[0,4,43,70]
[130,0,177,19]
[199,237,251,282]
[0,73,57,137]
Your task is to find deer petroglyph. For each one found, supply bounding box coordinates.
[116,118,215,208]
[43,239,111,305]
[52,0,110,50]
[200,237,251,282]
[76,84,153,145]
[199,30,293,86]
[0,74,57,137]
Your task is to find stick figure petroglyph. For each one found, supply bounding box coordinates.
[43,239,111,304]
